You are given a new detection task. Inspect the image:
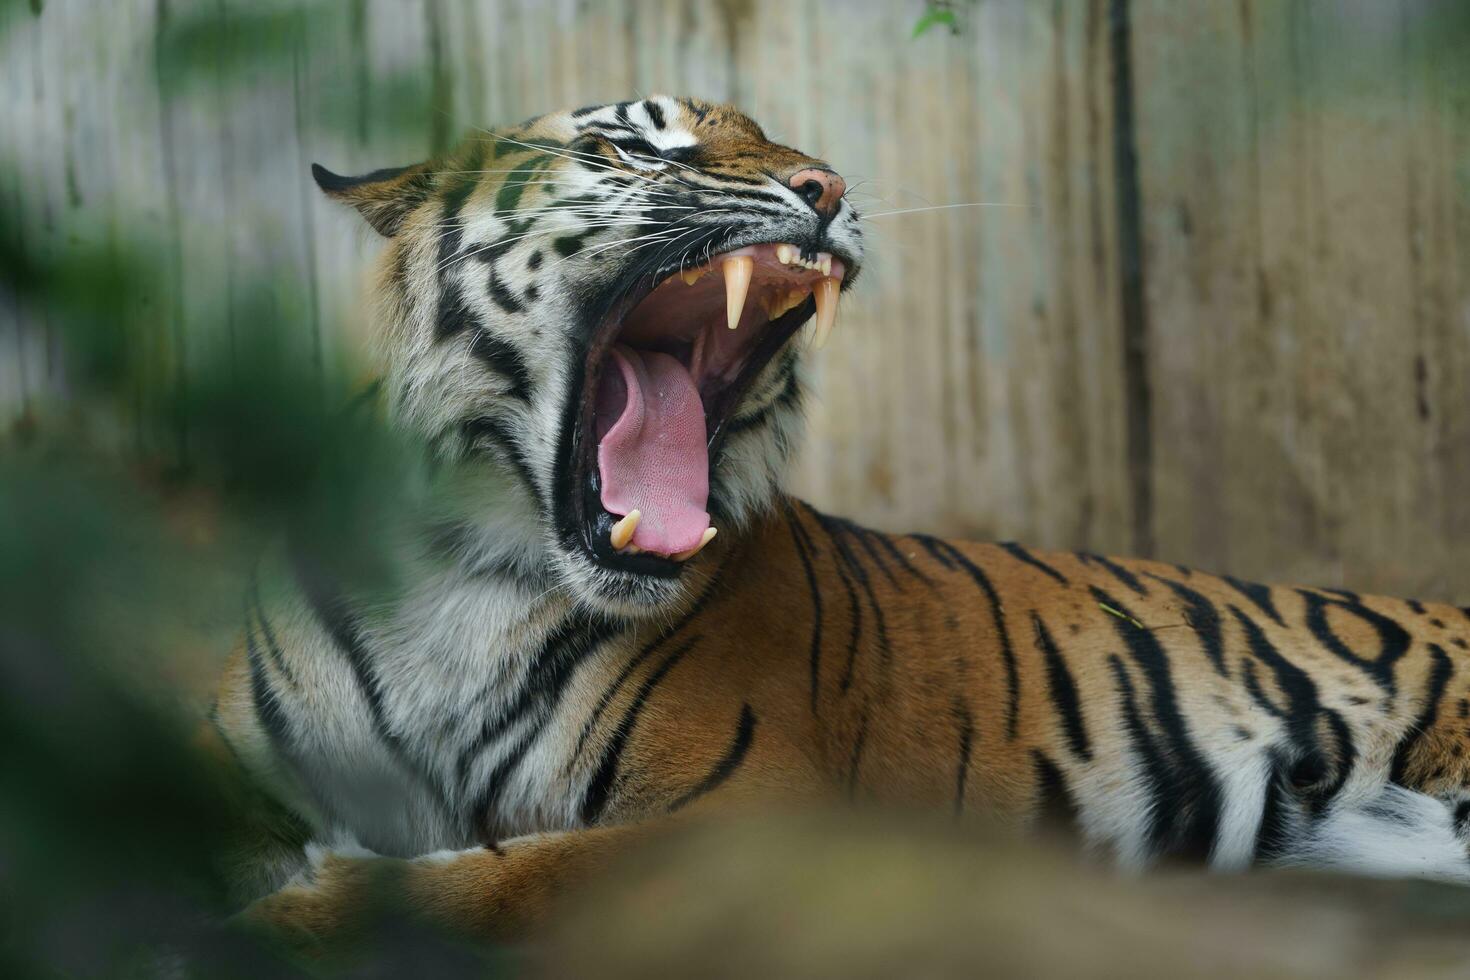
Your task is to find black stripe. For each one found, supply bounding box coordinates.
[643,99,666,130]
[1389,644,1455,785]
[919,535,955,571]
[465,217,535,269]
[1108,655,1170,851]
[681,98,710,123]
[296,569,396,750]
[459,611,622,784]
[1229,605,1318,725]
[580,636,699,824]
[724,359,801,436]
[437,145,486,265]
[433,145,489,343]
[1078,552,1147,595]
[699,169,768,186]
[250,575,297,688]
[953,699,975,816]
[824,514,903,591]
[468,331,534,402]
[832,545,865,693]
[1032,751,1081,830]
[1297,589,1411,695]
[461,416,539,496]
[808,513,894,670]
[245,611,293,754]
[1033,613,1093,762]
[915,535,1021,739]
[1146,572,1227,677]
[1000,542,1069,585]
[486,269,525,314]
[570,582,719,765]
[553,232,591,258]
[467,613,626,830]
[436,277,477,341]
[1230,606,1354,813]
[1223,575,1285,627]
[869,529,933,586]
[1240,659,1285,718]
[788,513,826,714]
[1252,752,1292,864]
[668,704,756,812]
[846,711,869,799]
[1095,590,1221,860]
[495,153,552,214]
[294,555,451,814]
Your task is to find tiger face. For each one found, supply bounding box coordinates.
[314,97,863,614]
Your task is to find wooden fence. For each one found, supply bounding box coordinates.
[3,0,1468,601]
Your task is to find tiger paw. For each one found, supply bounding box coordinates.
[236,844,404,951]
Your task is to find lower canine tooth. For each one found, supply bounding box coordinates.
[610,509,641,550]
[723,256,753,330]
[812,277,839,350]
[672,526,717,561]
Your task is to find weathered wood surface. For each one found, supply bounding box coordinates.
[1,0,1466,601]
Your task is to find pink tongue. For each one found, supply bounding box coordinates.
[596,346,710,555]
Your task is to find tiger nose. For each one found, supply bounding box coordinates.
[788,167,847,218]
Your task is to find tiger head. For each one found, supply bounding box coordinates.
[314,96,863,614]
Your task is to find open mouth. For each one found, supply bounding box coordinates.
[572,242,849,574]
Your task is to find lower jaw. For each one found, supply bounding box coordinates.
[567,300,813,576]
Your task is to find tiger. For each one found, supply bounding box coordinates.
[211,96,1470,943]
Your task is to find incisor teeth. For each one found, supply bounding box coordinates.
[775,244,796,265]
[672,526,718,562]
[610,509,641,550]
[819,255,832,277]
[723,256,753,330]
[812,277,840,350]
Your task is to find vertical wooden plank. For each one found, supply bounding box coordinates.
[8,0,1460,598]
[784,0,1131,554]
[1133,0,1470,599]
[293,0,376,371]
[1397,0,1470,600]
[0,0,30,436]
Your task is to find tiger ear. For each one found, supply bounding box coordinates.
[311,162,437,237]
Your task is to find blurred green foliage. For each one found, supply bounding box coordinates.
[0,3,497,975]
[912,3,959,38]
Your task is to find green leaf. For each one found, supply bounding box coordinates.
[912,8,957,39]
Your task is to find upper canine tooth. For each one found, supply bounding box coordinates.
[723,256,753,330]
[671,526,718,561]
[818,255,832,277]
[775,244,795,265]
[610,509,641,550]
[812,277,840,350]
